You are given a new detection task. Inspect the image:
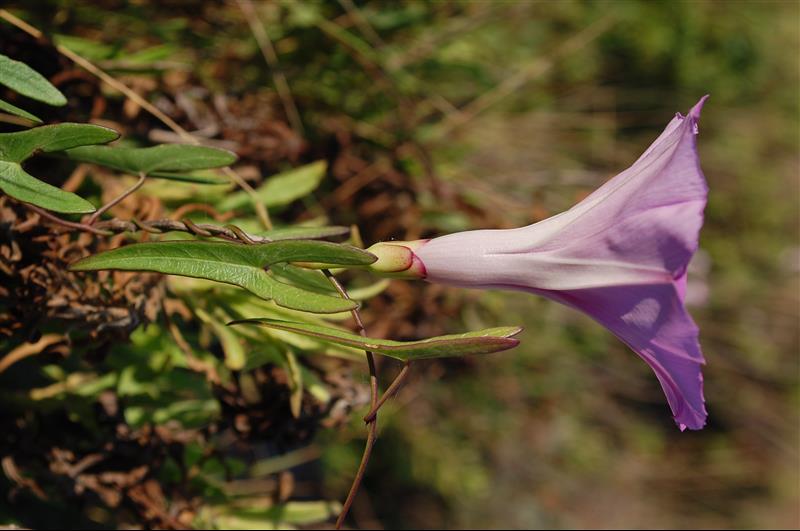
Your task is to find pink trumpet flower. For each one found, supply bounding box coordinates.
[369,97,710,430]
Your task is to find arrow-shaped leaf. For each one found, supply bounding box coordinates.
[0,123,119,162]
[70,240,377,314]
[0,161,95,213]
[0,123,119,213]
[0,54,67,106]
[229,319,523,361]
[64,144,237,177]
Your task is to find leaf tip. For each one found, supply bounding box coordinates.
[506,326,524,338]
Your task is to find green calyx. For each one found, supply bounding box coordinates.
[365,240,428,279]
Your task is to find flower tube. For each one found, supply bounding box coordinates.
[369,97,710,430]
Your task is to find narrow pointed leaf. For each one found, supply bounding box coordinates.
[0,123,119,162]
[218,160,326,211]
[266,278,357,313]
[270,263,338,292]
[229,319,523,361]
[0,54,67,106]
[70,240,376,313]
[0,161,95,213]
[258,225,350,241]
[64,144,237,176]
[0,98,42,123]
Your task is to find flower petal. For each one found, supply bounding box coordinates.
[531,284,706,430]
[415,97,710,429]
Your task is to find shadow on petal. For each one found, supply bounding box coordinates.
[531,282,707,430]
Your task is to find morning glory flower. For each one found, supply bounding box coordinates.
[368,96,710,430]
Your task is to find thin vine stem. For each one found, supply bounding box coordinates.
[17,199,276,244]
[323,270,379,530]
[363,360,411,424]
[24,203,113,236]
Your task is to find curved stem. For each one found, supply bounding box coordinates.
[86,172,146,225]
[19,204,277,244]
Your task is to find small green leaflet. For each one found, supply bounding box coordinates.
[0,123,119,213]
[70,240,377,314]
[229,319,523,361]
[65,144,236,182]
[0,98,42,123]
[218,160,326,211]
[0,54,67,106]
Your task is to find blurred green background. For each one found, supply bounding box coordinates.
[2,0,798,529]
[308,1,800,528]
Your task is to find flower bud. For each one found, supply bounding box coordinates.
[366,240,428,279]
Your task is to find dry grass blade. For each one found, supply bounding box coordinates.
[432,13,617,137]
[236,0,304,136]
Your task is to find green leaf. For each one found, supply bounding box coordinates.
[0,98,42,123]
[270,263,338,292]
[218,160,326,211]
[0,123,119,162]
[270,263,390,300]
[117,44,179,65]
[196,308,247,370]
[64,144,237,176]
[258,225,350,241]
[148,170,228,184]
[70,240,377,314]
[0,161,95,213]
[53,34,116,61]
[0,54,67,106]
[229,319,523,361]
[199,501,340,530]
[283,350,304,418]
[0,123,118,213]
[126,399,220,429]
